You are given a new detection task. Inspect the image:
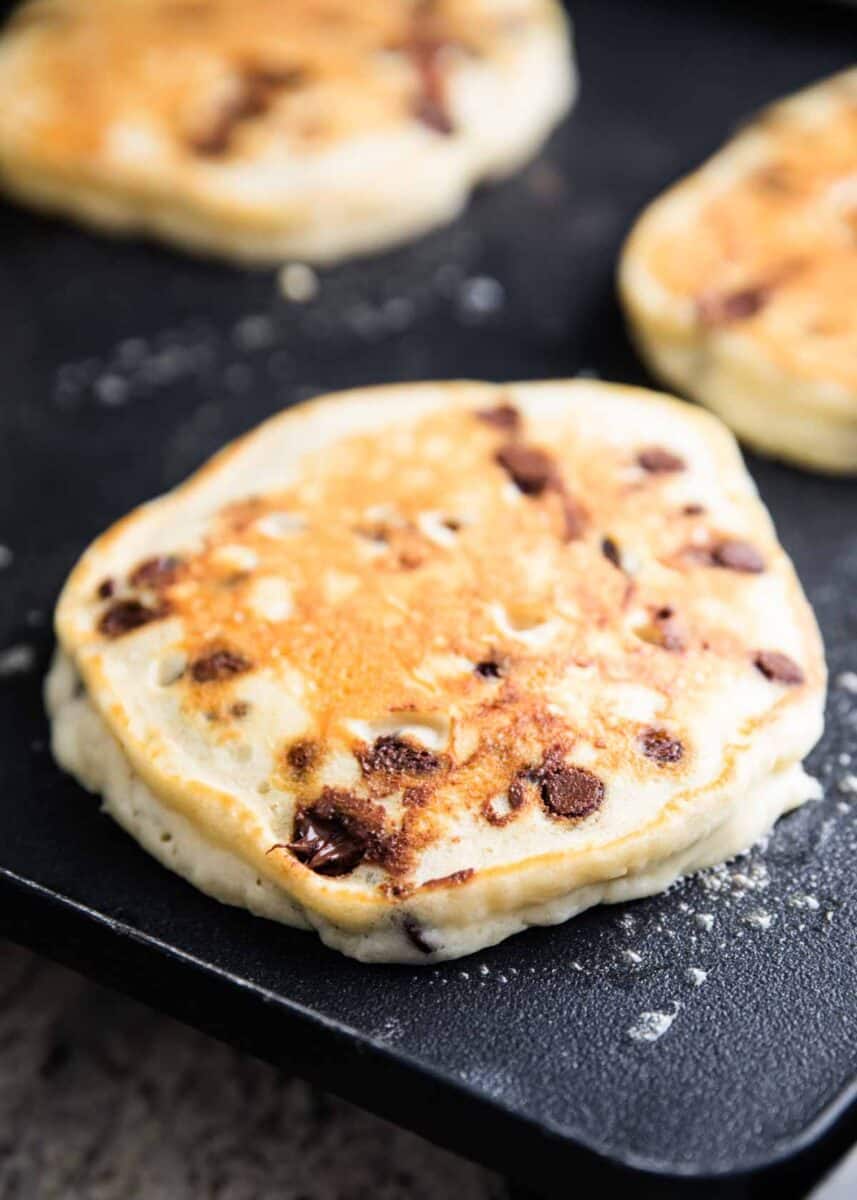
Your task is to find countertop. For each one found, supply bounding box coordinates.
[0,942,502,1200]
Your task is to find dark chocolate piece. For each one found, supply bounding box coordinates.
[189,649,252,683]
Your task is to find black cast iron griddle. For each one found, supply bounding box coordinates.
[2,1,857,1196]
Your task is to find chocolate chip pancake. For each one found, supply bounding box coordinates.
[0,0,573,263]
[47,381,826,961]
[620,68,857,474]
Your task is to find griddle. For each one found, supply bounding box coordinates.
[1,1,857,1195]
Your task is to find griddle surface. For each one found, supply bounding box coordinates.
[1,2,857,1195]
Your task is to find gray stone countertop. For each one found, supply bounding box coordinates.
[0,942,502,1200]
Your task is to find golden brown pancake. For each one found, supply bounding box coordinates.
[47,381,825,961]
[621,68,857,473]
[0,0,573,262]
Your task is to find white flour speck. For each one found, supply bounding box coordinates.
[117,337,148,366]
[836,671,857,694]
[232,314,275,350]
[788,893,820,911]
[622,949,642,965]
[457,276,504,320]
[743,909,774,931]
[695,913,714,931]
[279,262,319,303]
[381,296,415,331]
[0,545,12,569]
[0,644,35,677]
[478,964,489,976]
[839,753,852,767]
[838,775,857,796]
[837,801,851,814]
[94,375,128,406]
[687,968,708,987]
[628,1004,679,1043]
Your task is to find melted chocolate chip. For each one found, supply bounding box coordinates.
[98,599,168,638]
[230,701,250,718]
[475,403,521,432]
[601,536,622,569]
[640,727,684,765]
[414,92,454,134]
[475,659,502,679]
[754,650,804,686]
[358,735,443,777]
[407,34,454,135]
[638,446,685,474]
[712,539,765,573]
[402,915,438,954]
[682,503,706,516]
[509,748,605,821]
[698,286,769,325]
[287,739,319,774]
[190,64,304,155]
[96,577,115,600]
[129,555,183,590]
[496,443,555,495]
[284,807,366,876]
[189,649,252,683]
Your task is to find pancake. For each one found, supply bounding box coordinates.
[47,380,826,962]
[0,0,573,263]
[619,68,857,474]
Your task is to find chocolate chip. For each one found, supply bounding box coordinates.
[509,748,605,821]
[98,599,169,638]
[189,64,304,156]
[640,728,684,765]
[638,447,685,474]
[475,403,521,432]
[496,443,555,496]
[682,503,706,516]
[712,539,765,573]
[229,701,250,718]
[358,735,443,777]
[129,555,183,590]
[287,739,318,774]
[414,93,454,134]
[284,807,367,876]
[402,915,438,954]
[601,536,622,569]
[754,650,804,686]
[397,547,426,570]
[698,286,769,326]
[189,649,251,683]
[475,660,502,679]
[407,35,455,135]
[96,577,115,600]
[538,753,605,818]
